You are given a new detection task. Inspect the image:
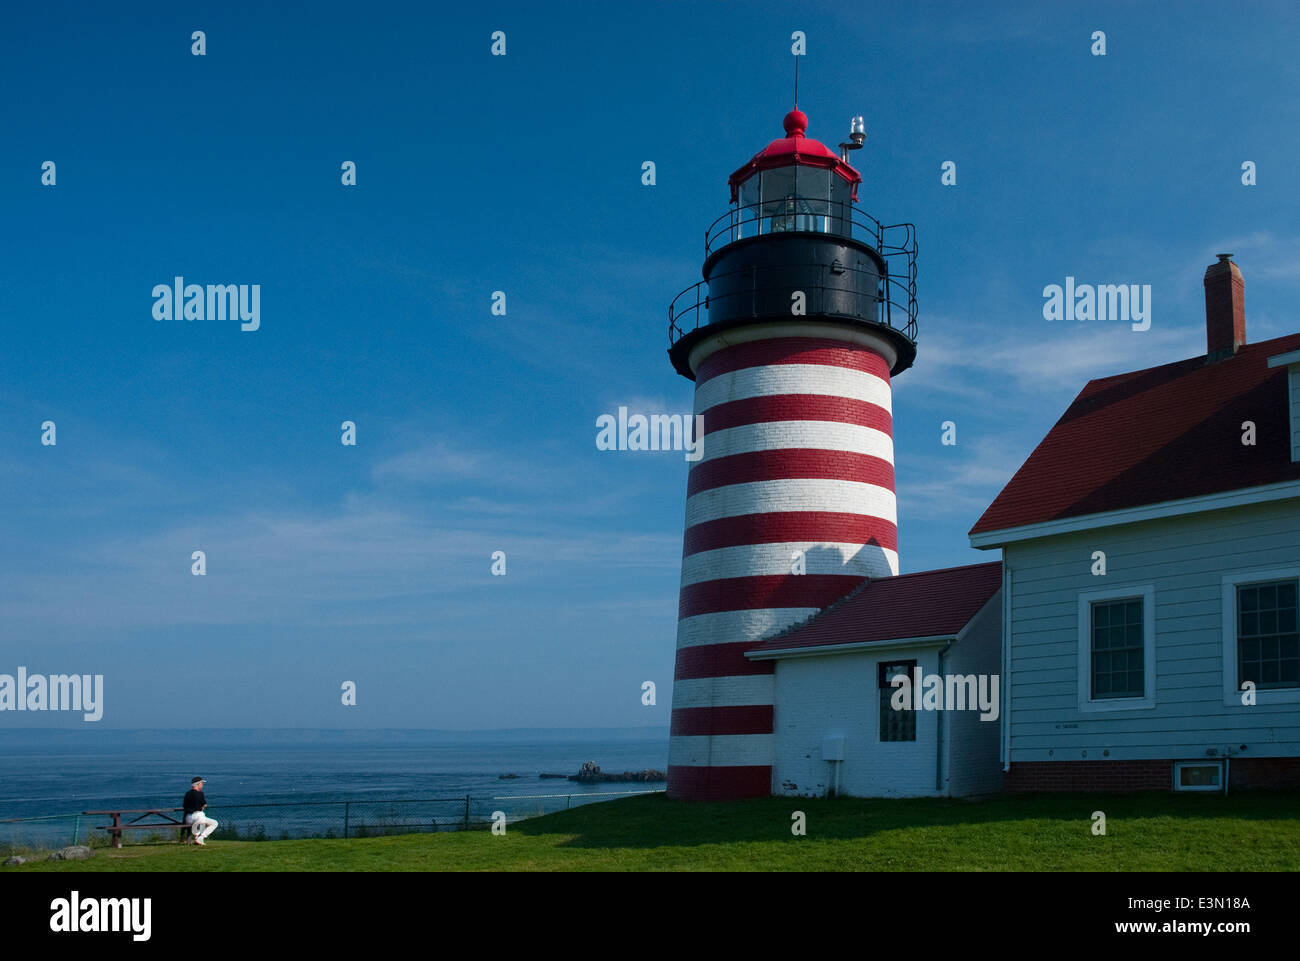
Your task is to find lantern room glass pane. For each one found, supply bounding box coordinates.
[760,167,797,232]
[795,168,832,232]
[761,166,837,234]
[735,176,760,242]
[797,167,831,205]
[739,176,759,209]
[830,174,852,235]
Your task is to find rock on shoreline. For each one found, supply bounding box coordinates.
[47,846,94,862]
[566,761,666,784]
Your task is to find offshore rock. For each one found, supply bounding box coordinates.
[568,762,667,783]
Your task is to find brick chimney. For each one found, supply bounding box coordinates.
[1205,253,1245,361]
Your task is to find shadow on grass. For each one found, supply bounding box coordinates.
[510,790,1300,850]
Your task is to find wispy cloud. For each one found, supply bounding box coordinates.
[609,395,676,417]
[0,502,682,633]
[899,314,1202,405]
[0,411,687,639]
[898,433,1039,521]
[1217,232,1300,281]
[371,440,493,484]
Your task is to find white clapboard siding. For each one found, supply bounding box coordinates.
[1005,498,1300,761]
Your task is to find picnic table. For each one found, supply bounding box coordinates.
[82,808,189,849]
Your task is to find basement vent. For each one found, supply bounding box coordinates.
[1173,760,1223,792]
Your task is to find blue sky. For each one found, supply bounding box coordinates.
[2,1,1299,728]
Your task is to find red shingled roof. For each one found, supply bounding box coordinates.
[745,562,1002,655]
[969,332,1300,538]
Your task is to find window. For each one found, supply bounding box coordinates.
[1173,761,1223,792]
[878,660,916,742]
[1091,598,1144,698]
[1222,568,1300,706]
[1236,579,1299,691]
[1077,585,1156,712]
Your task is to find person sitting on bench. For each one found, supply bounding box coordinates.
[183,776,218,845]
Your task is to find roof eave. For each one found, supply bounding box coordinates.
[969,477,1300,548]
[1266,349,1300,368]
[745,633,959,661]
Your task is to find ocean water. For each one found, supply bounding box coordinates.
[0,731,669,847]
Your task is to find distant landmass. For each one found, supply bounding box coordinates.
[0,726,669,746]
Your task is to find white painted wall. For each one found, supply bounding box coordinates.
[944,593,1005,797]
[771,647,945,798]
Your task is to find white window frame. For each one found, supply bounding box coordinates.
[1289,365,1299,463]
[1172,760,1224,792]
[1077,585,1156,713]
[1265,352,1300,463]
[1221,566,1300,707]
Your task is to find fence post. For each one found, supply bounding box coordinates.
[566,795,571,811]
[72,815,80,846]
[463,794,470,830]
[343,801,349,839]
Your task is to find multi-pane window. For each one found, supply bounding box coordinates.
[1237,579,1300,691]
[878,660,916,742]
[1091,598,1144,699]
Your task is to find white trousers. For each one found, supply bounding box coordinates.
[186,811,218,841]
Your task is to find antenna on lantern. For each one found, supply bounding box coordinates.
[839,115,865,163]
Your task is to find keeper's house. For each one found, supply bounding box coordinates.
[969,255,1300,792]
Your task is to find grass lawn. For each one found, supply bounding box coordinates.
[6,791,1299,872]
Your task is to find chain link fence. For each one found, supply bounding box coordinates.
[0,814,90,855]
[1,789,663,855]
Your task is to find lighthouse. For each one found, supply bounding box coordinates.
[666,108,918,800]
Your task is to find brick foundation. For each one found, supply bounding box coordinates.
[1004,757,1300,792]
[1224,757,1300,791]
[1005,760,1172,792]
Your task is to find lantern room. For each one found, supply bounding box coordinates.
[668,108,918,381]
[727,108,862,240]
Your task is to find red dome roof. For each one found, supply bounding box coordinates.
[728,109,862,203]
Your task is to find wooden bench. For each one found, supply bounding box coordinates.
[82,808,192,849]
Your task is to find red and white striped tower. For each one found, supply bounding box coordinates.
[666,109,918,800]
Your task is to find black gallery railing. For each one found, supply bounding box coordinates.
[669,198,918,348]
